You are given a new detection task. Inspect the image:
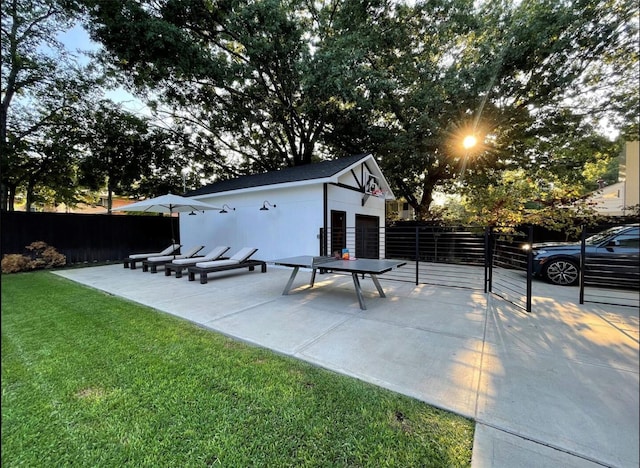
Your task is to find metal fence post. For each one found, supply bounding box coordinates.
[526,225,533,312]
[579,225,586,304]
[484,226,491,293]
[415,226,420,285]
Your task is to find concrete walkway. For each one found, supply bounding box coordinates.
[54,264,639,467]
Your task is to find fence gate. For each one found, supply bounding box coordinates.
[486,226,533,313]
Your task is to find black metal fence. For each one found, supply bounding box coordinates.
[320,225,537,312]
[1,211,179,265]
[383,225,488,291]
[321,225,496,294]
[579,225,640,308]
[486,227,533,312]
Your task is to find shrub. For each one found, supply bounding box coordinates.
[1,254,31,274]
[25,241,67,269]
[1,242,66,273]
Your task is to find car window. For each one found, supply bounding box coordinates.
[614,228,639,248]
[587,226,639,246]
[585,227,625,245]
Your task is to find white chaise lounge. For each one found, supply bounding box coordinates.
[141,245,206,273]
[186,247,266,284]
[163,246,231,277]
[124,244,181,269]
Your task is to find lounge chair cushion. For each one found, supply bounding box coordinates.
[194,247,258,269]
[195,259,239,269]
[171,246,230,265]
[179,245,205,258]
[147,255,183,263]
[229,247,258,262]
[145,245,204,263]
[128,244,181,260]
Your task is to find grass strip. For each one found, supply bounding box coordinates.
[2,271,474,467]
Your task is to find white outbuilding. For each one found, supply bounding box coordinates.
[180,154,395,261]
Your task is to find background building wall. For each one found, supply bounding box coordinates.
[622,141,639,211]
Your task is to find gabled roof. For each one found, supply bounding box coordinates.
[187,154,393,197]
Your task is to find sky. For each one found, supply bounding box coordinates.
[57,23,150,117]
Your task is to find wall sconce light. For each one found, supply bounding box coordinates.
[188,211,197,216]
[260,201,276,211]
[219,204,235,214]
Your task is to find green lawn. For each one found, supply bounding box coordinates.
[2,271,474,467]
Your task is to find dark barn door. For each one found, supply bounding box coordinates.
[355,214,379,259]
[331,210,346,256]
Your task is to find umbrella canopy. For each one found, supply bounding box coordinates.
[112,193,221,214]
[112,193,221,245]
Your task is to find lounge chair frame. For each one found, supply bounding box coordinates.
[143,256,200,273]
[162,256,233,277]
[141,245,205,273]
[124,244,181,269]
[163,246,231,277]
[187,260,267,284]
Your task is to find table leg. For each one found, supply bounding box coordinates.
[351,273,367,310]
[310,268,317,287]
[370,274,386,297]
[282,266,300,295]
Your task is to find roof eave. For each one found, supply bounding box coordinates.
[191,153,396,200]
[191,177,335,200]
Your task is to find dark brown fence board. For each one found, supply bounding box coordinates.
[0,211,179,265]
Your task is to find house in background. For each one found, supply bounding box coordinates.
[20,193,133,214]
[386,199,416,221]
[182,154,395,261]
[586,141,639,216]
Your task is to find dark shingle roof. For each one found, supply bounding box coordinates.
[187,154,371,197]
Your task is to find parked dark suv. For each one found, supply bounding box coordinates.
[529,224,640,286]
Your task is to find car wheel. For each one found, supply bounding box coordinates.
[544,259,579,286]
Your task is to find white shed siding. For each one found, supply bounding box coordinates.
[180,156,391,261]
[180,184,324,261]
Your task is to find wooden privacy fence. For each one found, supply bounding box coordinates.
[0,211,179,265]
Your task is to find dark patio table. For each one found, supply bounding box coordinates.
[272,255,406,310]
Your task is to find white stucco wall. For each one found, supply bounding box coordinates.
[180,184,324,261]
[179,158,390,261]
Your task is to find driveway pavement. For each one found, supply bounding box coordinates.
[54,264,639,467]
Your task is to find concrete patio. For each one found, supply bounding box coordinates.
[54,263,639,467]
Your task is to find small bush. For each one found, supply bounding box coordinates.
[1,254,31,273]
[25,241,67,269]
[1,242,66,273]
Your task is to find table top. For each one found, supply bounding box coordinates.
[272,256,406,274]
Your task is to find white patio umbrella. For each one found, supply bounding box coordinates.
[112,193,221,245]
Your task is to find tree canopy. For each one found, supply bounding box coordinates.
[70,0,638,219]
[1,0,79,209]
[3,0,638,222]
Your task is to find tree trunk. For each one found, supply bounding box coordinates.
[107,180,113,214]
[416,177,438,221]
[25,178,36,212]
[5,183,17,211]
[1,183,8,211]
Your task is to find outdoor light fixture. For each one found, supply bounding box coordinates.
[219,204,235,214]
[188,211,197,216]
[260,201,276,211]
